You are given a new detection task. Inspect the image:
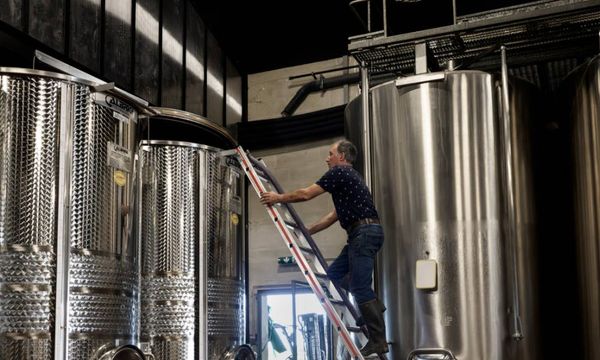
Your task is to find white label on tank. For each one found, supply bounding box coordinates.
[230,195,242,214]
[107,142,132,172]
[416,259,437,290]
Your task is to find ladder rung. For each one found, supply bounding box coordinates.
[284,220,299,229]
[256,172,271,183]
[329,299,345,306]
[299,245,315,254]
[253,166,265,175]
[314,272,328,281]
[346,326,362,333]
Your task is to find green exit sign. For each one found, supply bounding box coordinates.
[277,256,296,265]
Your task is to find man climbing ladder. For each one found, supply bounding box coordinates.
[260,140,389,358]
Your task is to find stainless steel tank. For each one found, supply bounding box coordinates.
[139,109,247,359]
[345,70,540,360]
[0,68,142,359]
[564,56,600,360]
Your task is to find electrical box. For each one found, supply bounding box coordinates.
[416,259,437,290]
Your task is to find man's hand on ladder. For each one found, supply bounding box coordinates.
[260,191,280,206]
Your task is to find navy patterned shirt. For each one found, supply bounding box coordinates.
[316,165,379,230]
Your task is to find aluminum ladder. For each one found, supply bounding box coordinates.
[228,146,387,360]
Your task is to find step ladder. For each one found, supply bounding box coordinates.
[227,146,387,360]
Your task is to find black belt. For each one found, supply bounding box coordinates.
[348,218,379,233]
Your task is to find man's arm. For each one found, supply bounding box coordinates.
[260,184,325,206]
[307,210,338,235]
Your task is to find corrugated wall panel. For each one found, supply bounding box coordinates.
[185,3,206,116]
[206,31,223,125]
[161,0,184,108]
[0,0,243,115]
[29,0,65,52]
[134,0,160,105]
[226,58,242,127]
[69,0,101,72]
[0,0,22,30]
[104,0,132,90]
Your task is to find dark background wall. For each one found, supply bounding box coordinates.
[0,0,243,127]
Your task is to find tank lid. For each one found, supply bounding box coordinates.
[0,67,151,114]
[0,67,97,86]
[139,140,225,153]
[144,107,238,149]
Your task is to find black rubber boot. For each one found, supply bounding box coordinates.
[379,300,387,313]
[358,299,388,357]
[356,298,386,327]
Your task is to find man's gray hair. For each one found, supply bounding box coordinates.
[336,140,358,163]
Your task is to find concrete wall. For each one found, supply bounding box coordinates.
[248,56,360,120]
[245,56,363,345]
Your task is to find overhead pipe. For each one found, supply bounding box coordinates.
[281,72,360,117]
[281,71,396,117]
[289,65,360,81]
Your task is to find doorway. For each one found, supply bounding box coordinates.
[258,284,332,360]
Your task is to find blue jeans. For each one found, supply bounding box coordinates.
[326,224,384,305]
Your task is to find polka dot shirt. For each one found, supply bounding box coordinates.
[316,165,378,230]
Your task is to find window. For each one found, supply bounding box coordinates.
[258,285,332,360]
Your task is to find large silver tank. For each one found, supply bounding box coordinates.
[346,70,540,359]
[0,68,142,359]
[139,109,246,359]
[564,56,600,360]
